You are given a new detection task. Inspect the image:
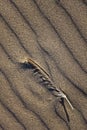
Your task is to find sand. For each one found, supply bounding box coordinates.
[0,0,87,130]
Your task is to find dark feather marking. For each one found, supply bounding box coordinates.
[20,62,35,70]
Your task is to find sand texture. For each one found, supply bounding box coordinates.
[0,0,87,130]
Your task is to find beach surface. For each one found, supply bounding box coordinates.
[0,0,87,130]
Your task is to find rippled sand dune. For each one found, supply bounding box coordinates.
[0,0,87,130]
